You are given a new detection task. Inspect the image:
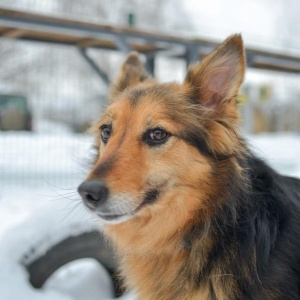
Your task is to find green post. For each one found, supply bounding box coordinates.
[127,12,135,27]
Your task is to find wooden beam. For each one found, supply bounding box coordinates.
[0,8,300,74]
[2,28,26,38]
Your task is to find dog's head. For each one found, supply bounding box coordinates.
[78,35,245,228]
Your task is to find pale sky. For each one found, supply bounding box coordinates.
[183,0,300,54]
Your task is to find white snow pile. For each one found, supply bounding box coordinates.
[0,198,110,300]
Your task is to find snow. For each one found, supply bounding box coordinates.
[0,190,103,300]
[0,131,299,300]
[247,133,300,178]
[0,131,94,188]
[44,259,114,300]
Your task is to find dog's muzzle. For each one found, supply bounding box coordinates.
[78,180,146,223]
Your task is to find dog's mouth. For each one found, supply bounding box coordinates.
[97,213,126,220]
[93,188,161,224]
[96,212,132,224]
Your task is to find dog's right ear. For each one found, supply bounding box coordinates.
[109,52,150,103]
[184,34,245,110]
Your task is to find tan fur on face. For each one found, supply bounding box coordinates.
[92,89,215,227]
[88,35,246,299]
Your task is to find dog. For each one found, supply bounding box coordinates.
[78,35,300,300]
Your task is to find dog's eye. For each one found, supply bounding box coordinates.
[143,128,170,146]
[150,129,168,141]
[100,125,112,143]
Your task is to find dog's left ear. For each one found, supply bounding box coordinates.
[109,52,150,103]
[184,34,245,109]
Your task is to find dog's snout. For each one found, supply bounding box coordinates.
[78,180,109,209]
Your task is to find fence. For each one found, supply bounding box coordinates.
[1,1,300,188]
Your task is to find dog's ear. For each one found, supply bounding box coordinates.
[184,34,245,109]
[109,52,150,103]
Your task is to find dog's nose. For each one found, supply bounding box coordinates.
[78,180,109,209]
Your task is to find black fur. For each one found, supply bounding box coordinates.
[138,189,160,210]
[184,152,300,299]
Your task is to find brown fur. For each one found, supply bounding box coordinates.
[87,35,249,299]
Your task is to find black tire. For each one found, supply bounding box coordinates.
[24,230,123,297]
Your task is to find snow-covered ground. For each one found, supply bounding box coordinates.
[246,133,300,178]
[0,131,300,300]
[0,132,129,300]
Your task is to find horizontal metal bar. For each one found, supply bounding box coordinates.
[0,9,192,47]
[1,8,300,74]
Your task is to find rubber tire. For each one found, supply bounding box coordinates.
[24,230,123,297]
